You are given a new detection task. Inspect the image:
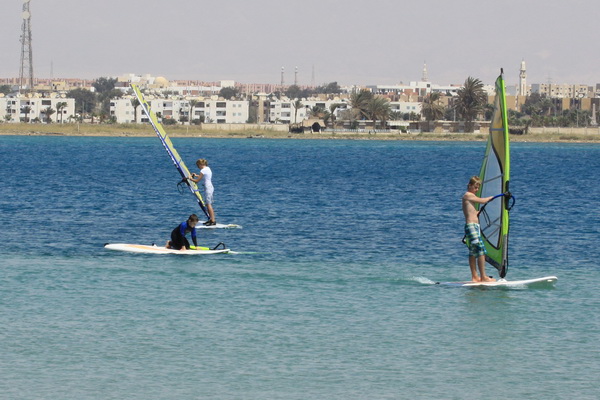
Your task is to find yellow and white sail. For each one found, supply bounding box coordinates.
[131,84,208,218]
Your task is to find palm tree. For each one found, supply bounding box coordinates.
[56,102,67,123]
[42,107,56,123]
[421,92,445,122]
[367,96,391,129]
[188,99,198,125]
[328,103,341,131]
[349,89,373,120]
[308,105,326,120]
[131,98,140,123]
[21,106,32,123]
[293,99,303,124]
[455,77,487,132]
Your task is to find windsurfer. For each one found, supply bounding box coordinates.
[190,159,216,226]
[166,214,199,251]
[462,176,496,282]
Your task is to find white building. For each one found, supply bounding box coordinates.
[1,95,75,123]
[110,96,249,124]
[269,98,348,124]
[389,101,421,115]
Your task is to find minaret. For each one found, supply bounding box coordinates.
[19,0,34,93]
[519,59,527,97]
[421,62,428,82]
[294,66,298,86]
[280,66,284,88]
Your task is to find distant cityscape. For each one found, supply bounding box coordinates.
[1,61,599,131]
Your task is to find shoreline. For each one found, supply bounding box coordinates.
[1,123,600,143]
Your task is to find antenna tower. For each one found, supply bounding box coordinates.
[19,0,34,93]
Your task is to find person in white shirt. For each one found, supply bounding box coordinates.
[190,158,216,226]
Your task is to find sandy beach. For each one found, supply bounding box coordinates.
[1,122,599,143]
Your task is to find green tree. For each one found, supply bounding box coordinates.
[349,89,373,120]
[67,88,96,115]
[56,102,67,123]
[456,77,487,132]
[421,92,445,121]
[367,96,391,129]
[42,107,55,123]
[316,82,341,94]
[188,99,198,125]
[293,99,303,124]
[92,77,117,94]
[0,85,11,95]
[131,98,140,123]
[328,103,342,130]
[308,105,326,120]
[286,85,303,100]
[219,87,239,100]
[20,105,32,123]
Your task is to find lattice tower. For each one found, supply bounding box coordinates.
[19,0,34,93]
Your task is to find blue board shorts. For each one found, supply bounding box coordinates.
[464,223,487,257]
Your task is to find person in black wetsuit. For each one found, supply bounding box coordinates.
[166,214,199,251]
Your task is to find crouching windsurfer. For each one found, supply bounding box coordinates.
[166,214,199,251]
[462,176,496,282]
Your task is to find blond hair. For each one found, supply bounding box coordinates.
[468,176,482,189]
[196,159,208,168]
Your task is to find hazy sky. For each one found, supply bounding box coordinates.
[2,0,598,87]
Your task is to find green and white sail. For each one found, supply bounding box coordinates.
[131,84,209,218]
[477,71,511,278]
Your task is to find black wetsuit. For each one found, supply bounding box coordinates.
[170,221,198,250]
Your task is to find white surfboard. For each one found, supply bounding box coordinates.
[197,223,242,229]
[437,276,557,288]
[104,243,231,255]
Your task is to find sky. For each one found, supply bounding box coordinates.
[1,0,599,87]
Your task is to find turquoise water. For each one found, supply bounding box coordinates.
[1,136,599,399]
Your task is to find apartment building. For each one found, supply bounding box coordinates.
[110,97,249,124]
[1,95,75,123]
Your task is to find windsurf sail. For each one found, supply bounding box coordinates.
[476,70,513,278]
[131,84,209,218]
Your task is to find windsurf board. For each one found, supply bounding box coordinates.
[437,276,557,288]
[197,223,242,229]
[104,243,231,255]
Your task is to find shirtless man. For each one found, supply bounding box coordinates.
[462,176,496,282]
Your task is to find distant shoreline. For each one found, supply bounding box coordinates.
[1,123,599,143]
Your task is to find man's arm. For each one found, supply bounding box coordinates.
[464,192,494,204]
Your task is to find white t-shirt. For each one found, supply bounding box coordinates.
[200,166,213,191]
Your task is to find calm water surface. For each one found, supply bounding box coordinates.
[1,136,599,399]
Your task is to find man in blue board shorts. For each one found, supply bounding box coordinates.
[166,214,199,251]
[462,176,495,283]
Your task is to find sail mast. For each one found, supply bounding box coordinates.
[131,84,209,219]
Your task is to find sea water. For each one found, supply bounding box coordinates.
[1,136,599,399]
